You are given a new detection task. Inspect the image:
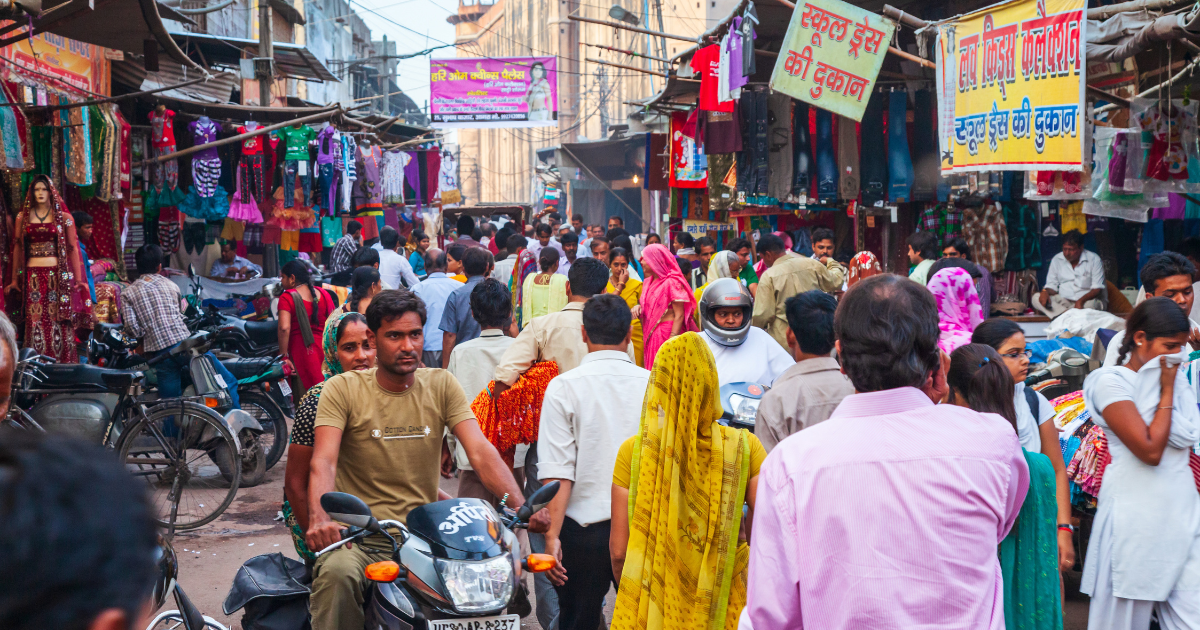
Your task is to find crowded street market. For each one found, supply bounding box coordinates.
[2,0,1200,628]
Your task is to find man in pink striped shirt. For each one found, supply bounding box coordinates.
[745,274,1029,629]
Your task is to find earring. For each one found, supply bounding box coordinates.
[1137,342,1143,346]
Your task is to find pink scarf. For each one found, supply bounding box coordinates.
[639,244,699,367]
[928,267,984,354]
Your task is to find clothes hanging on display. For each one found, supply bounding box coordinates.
[278,125,316,209]
[815,109,837,200]
[380,150,410,204]
[236,123,265,203]
[962,202,1009,273]
[148,108,176,193]
[353,143,383,213]
[189,117,221,198]
[692,44,735,113]
[737,89,768,196]
[919,204,962,249]
[61,99,93,187]
[767,94,793,202]
[403,151,424,205]
[887,91,914,202]
[791,102,811,199]
[837,115,859,201]
[911,90,940,202]
[340,134,358,212]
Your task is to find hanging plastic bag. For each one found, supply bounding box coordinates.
[1130,97,1200,192]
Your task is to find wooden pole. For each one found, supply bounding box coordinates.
[888,46,935,69]
[568,13,697,43]
[144,103,365,165]
[382,131,437,150]
[881,4,929,29]
[586,57,669,78]
[21,73,232,112]
[583,42,674,64]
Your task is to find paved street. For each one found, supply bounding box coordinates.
[165,429,1084,630]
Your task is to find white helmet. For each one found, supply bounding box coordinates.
[699,278,753,347]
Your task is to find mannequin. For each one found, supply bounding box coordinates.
[236,120,266,203]
[148,104,178,193]
[7,175,92,362]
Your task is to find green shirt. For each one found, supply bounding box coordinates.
[277,125,316,161]
[739,264,759,286]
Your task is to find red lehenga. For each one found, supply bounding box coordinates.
[13,178,93,362]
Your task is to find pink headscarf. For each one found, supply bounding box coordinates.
[928,267,984,354]
[639,243,699,368]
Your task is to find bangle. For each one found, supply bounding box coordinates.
[1158,405,1174,410]
[1058,524,1075,533]
[500,493,509,508]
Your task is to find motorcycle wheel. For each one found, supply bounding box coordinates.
[212,431,267,488]
[117,402,240,530]
[237,389,289,471]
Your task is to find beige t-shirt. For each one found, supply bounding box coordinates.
[315,368,474,521]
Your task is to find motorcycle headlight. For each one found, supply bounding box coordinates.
[729,394,760,426]
[435,554,514,613]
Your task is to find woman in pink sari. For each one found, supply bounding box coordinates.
[928,267,984,354]
[638,243,699,369]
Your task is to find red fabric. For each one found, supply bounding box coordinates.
[488,237,499,255]
[298,231,321,253]
[236,125,265,155]
[82,198,117,260]
[149,109,176,149]
[426,150,442,204]
[1191,452,1200,494]
[669,111,707,189]
[691,45,734,113]
[279,288,335,392]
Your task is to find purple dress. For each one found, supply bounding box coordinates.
[189,118,221,197]
[352,145,383,212]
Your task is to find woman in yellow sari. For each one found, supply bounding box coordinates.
[606,246,644,366]
[609,332,765,630]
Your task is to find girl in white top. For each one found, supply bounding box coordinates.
[1081,297,1200,630]
[973,318,1076,574]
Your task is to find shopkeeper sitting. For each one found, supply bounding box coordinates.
[210,240,262,281]
[1032,230,1106,318]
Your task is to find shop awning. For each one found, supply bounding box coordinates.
[0,0,204,72]
[168,32,339,82]
[558,134,646,181]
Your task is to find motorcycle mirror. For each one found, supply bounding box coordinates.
[321,492,378,531]
[517,481,559,522]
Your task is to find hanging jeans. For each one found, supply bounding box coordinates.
[284,160,312,209]
[815,108,838,200]
[911,89,939,201]
[319,163,339,215]
[888,90,914,203]
[860,92,888,205]
[792,102,812,198]
[238,154,265,203]
[737,88,770,196]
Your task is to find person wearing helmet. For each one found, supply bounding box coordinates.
[699,278,795,387]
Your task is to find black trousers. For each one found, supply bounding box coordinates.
[553,518,615,630]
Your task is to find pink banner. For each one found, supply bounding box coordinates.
[429,57,558,128]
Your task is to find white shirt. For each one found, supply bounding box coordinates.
[527,238,565,260]
[446,329,524,470]
[578,238,593,258]
[378,248,421,290]
[411,272,461,351]
[555,256,575,277]
[702,327,795,387]
[1102,317,1199,367]
[537,350,651,526]
[1044,250,1106,302]
[1013,382,1056,452]
[492,253,519,284]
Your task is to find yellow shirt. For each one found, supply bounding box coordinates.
[607,278,644,367]
[315,368,474,521]
[522,272,569,326]
[611,432,767,488]
[451,273,467,283]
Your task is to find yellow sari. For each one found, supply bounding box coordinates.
[612,332,751,630]
[608,277,645,367]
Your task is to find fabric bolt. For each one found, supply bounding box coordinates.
[745,387,1028,630]
[887,90,914,202]
[767,94,793,202]
[792,101,812,199]
[962,202,1010,273]
[610,333,752,630]
[836,115,859,200]
[815,109,838,200]
[910,90,940,201]
[929,267,985,354]
[754,357,854,452]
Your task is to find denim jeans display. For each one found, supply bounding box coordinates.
[283,160,312,209]
[888,90,915,203]
[815,108,838,200]
[860,92,888,205]
[737,88,770,196]
[792,101,812,198]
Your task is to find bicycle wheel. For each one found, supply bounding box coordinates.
[118,401,240,530]
[237,389,288,470]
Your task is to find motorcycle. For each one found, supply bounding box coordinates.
[145,535,229,630]
[192,303,281,359]
[311,482,560,630]
[216,353,292,470]
[719,382,769,431]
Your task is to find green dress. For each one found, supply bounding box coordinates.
[999,449,1062,630]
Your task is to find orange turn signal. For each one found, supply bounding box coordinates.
[365,560,401,582]
[203,397,220,408]
[524,553,557,573]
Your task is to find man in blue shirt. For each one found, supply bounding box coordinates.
[411,248,465,369]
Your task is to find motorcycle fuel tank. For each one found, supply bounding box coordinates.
[31,393,118,444]
[406,498,506,560]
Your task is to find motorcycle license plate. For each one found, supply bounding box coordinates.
[430,614,520,630]
[277,379,292,396]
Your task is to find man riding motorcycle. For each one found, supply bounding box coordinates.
[699,278,795,387]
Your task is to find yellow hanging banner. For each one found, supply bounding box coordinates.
[935,0,1086,173]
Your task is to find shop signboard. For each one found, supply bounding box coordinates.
[682,219,737,234]
[0,31,108,95]
[935,0,1086,172]
[429,57,557,128]
[769,0,896,121]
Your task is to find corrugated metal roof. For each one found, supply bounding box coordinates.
[113,61,237,103]
[168,31,339,82]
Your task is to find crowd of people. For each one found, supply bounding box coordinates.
[4,211,1200,630]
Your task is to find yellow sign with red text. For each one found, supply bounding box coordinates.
[0,30,108,95]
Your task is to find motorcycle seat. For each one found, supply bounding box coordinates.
[244,320,278,346]
[36,363,140,391]
[220,356,275,380]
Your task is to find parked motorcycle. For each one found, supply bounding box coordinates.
[145,535,229,630]
[5,347,247,529]
[719,382,769,430]
[308,483,560,630]
[193,303,280,358]
[216,353,292,470]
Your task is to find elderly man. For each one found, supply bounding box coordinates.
[746,274,1028,629]
[1033,230,1106,317]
